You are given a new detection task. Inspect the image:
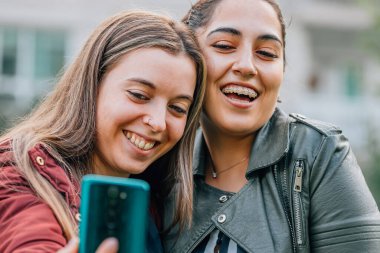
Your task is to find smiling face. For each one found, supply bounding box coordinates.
[196,0,284,137]
[93,48,196,177]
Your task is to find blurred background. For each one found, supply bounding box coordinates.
[0,0,379,203]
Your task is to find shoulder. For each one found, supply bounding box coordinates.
[289,113,342,137]
[0,140,26,189]
[285,112,350,161]
[0,167,66,252]
[0,141,66,252]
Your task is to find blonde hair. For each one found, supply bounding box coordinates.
[1,10,206,239]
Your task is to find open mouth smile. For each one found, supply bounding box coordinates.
[221,84,258,103]
[125,131,156,151]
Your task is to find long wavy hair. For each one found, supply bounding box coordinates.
[0,10,206,239]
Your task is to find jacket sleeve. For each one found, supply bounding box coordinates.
[0,168,67,253]
[309,133,380,252]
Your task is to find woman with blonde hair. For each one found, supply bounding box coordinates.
[0,10,206,253]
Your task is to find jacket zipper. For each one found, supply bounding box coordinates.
[273,165,297,253]
[293,160,305,246]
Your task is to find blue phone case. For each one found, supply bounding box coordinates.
[79,175,150,253]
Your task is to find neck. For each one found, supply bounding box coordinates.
[201,124,255,167]
[201,123,255,192]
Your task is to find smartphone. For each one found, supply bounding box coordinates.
[79,175,150,253]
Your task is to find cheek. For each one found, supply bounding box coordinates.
[95,104,107,136]
[203,51,225,82]
[96,105,119,133]
[168,118,188,143]
[261,64,284,90]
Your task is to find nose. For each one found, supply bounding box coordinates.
[143,109,167,133]
[232,49,257,78]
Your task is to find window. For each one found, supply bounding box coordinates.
[34,30,66,79]
[344,64,362,98]
[0,27,66,95]
[0,27,66,130]
[1,28,18,76]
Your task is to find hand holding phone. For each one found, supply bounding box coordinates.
[79,175,150,253]
[58,237,118,253]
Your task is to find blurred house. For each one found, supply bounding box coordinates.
[1,0,379,163]
[279,0,380,164]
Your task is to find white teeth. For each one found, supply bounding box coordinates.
[144,142,154,150]
[126,132,156,150]
[138,140,145,149]
[230,97,251,104]
[222,85,258,99]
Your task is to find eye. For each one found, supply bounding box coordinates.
[212,42,235,51]
[256,50,278,60]
[127,90,149,101]
[168,104,188,116]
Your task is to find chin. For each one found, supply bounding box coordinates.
[127,167,149,175]
[116,161,148,176]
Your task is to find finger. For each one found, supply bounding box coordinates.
[57,237,79,253]
[95,237,119,253]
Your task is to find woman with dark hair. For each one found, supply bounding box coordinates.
[0,10,206,253]
[163,0,380,252]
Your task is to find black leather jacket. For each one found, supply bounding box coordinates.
[163,108,380,253]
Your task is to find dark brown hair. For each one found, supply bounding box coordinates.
[183,0,287,64]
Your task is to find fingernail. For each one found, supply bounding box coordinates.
[105,237,119,249]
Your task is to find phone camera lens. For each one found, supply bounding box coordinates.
[120,192,127,199]
[107,222,116,230]
[108,186,119,198]
[108,209,116,217]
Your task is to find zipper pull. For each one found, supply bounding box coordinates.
[294,160,303,192]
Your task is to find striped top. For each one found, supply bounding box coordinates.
[192,229,247,253]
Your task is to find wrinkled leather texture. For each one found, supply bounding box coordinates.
[163,108,380,253]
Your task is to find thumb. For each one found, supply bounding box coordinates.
[57,237,79,253]
[95,237,119,253]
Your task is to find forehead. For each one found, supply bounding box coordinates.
[106,48,196,94]
[204,0,282,40]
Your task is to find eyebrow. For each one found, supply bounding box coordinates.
[177,95,194,103]
[128,78,156,89]
[258,34,283,46]
[207,27,283,46]
[128,77,194,102]
[207,27,241,37]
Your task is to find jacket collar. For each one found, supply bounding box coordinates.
[28,144,80,208]
[193,108,290,176]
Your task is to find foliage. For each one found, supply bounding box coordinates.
[357,0,380,59]
[364,155,380,207]
[356,0,380,205]
[363,124,380,206]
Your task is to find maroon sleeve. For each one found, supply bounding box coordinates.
[0,167,67,253]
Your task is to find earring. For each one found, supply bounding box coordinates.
[143,117,153,126]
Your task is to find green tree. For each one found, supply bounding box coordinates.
[359,0,380,59]
[357,0,380,205]
[364,130,380,206]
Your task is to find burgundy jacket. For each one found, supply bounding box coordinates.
[0,140,80,253]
